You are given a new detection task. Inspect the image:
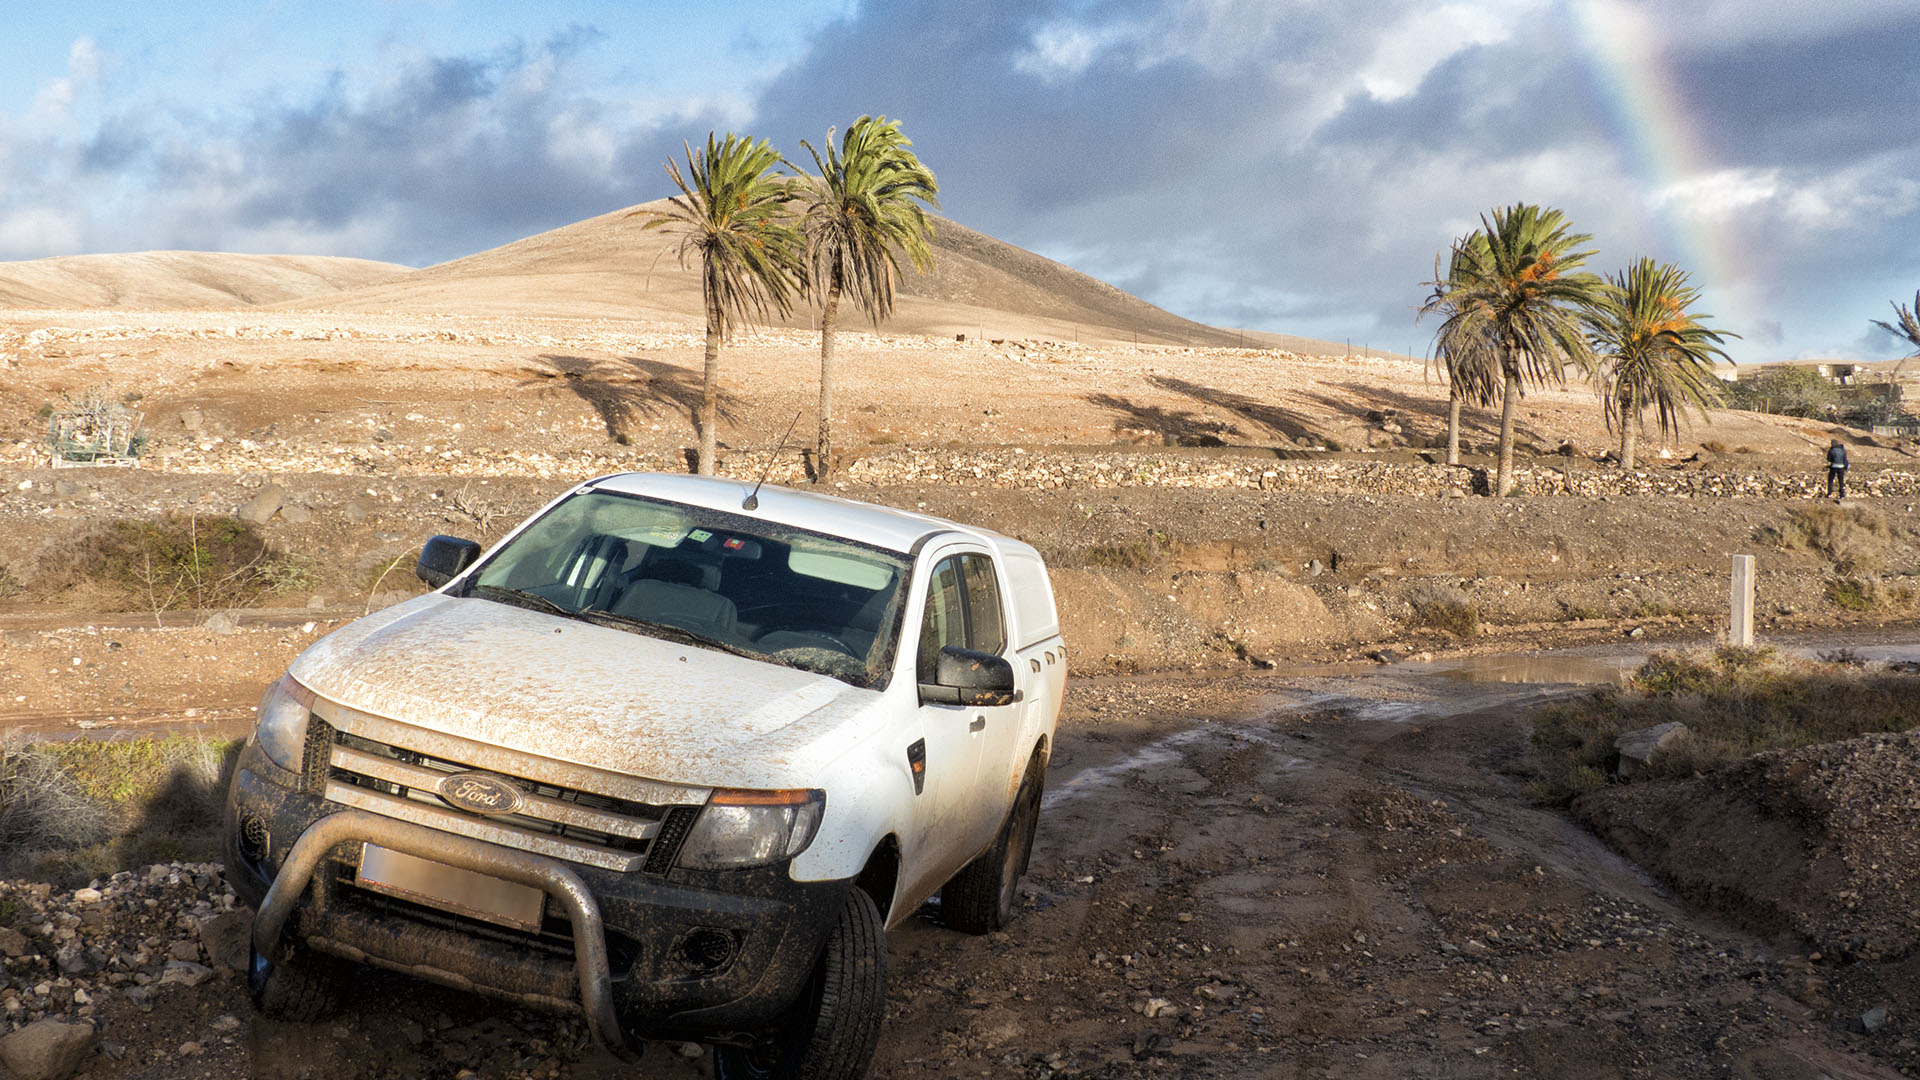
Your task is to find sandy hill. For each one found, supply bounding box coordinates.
[286,201,1250,348]
[0,251,407,310]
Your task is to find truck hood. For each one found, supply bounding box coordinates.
[288,593,884,789]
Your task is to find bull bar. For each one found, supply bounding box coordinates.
[250,808,635,1060]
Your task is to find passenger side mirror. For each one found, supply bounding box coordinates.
[919,646,1016,707]
[416,534,482,589]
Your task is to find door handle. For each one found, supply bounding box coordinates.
[969,715,986,732]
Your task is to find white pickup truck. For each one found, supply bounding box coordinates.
[222,472,1067,1079]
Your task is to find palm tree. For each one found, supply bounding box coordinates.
[1420,204,1608,495]
[1872,291,1920,375]
[641,133,805,476]
[1592,258,1735,470]
[1423,233,1499,466]
[795,116,939,481]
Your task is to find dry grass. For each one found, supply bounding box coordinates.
[1404,583,1480,637]
[0,736,240,886]
[1530,646,1920,803]
[34,513,309,614]
[1762,504,1895,576]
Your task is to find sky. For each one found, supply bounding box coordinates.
[2,0,1917,366]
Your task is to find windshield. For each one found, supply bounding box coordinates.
[463,490,910,688]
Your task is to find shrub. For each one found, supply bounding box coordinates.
[62,513,309,611]
[1,736,239,882]
[1760,504,1893,577]
[1405,583,1480,637]
[0,740,112,855]
[1530,648,1920,804]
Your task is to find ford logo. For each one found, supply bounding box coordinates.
[438,772,525,817]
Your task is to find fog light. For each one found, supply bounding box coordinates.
[239,813,272,862]
[678,928,737,974]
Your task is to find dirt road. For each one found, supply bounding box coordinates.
[15,658,1905,1080]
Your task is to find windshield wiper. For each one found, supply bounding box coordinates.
[574,610,761,660]
[472,584,574,618]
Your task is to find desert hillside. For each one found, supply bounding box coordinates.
[283,201,1252,347]
[0,251,407,309]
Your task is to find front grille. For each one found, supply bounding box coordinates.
[308,710,706,873]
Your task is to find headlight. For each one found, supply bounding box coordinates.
[254,674,315,774]
[678,789,825,869]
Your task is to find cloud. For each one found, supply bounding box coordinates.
[0,31,731,265]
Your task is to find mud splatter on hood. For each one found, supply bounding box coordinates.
[288,594,884,789]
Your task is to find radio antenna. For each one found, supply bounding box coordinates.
[743,411,802,511]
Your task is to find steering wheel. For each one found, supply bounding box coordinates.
[760,628,859,657]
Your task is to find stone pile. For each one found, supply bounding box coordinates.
[0,862,246,1038]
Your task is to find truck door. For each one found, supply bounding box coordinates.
[905,550,1022,895]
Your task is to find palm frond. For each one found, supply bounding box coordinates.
[1593,257,1737,439]
[794,115,939,325]
[1871,291,1920,358]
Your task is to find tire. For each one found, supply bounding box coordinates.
[941,760,1044,935]
[713,887,888,1080]
[248,941,350,1023]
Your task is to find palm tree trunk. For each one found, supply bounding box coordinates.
[1620,386,1639,471]
[1495,368,1519,496]
[816,283,842,482]
[1446,387,1462,467]
[698,302,722,477]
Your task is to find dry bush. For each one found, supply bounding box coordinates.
[45,514,308,613]
[1,737,239,883]
[0,739,112,858]
[1762,504,1893,576]
[1404,583,1480,637]
[1530,647,1920,803]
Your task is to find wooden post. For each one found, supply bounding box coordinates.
[1730,554,1755,646]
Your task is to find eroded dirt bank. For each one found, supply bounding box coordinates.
[4,467,1918,736]
[4,670,1914,1079]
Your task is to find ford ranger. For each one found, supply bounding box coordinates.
[222,471,1066,1079]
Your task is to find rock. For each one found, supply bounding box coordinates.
[0,1018,96,1080]
[70,888,101,905]
[52,480,82,498]
[1615,721,1690,779]
[281,503,313,525]
[167,939,202,963]
[159,961,215,988]
[307,595,328,610]
[0,927,28,957]
[1861,1006,1890,1033]
[197,910,252,973]
[343,501,369,523]
[204,612,239,635]
[1306,559,1324,576]
[237,484,285,525]
[1626,626,1646,639]
[180,409,204,433]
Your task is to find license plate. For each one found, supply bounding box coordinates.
[356,845,545,931]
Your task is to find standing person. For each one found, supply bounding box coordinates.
[1826,438,1849,498]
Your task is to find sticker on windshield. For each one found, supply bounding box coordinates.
[688,529,712,543]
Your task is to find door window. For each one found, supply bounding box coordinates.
[917,553,1006,681]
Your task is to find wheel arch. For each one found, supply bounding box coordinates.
[854,834,901,923]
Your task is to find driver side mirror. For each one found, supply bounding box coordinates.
[416,534,482,589]
[918,646,1016,707]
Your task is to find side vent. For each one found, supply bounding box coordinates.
[643,806,701,873]
[302,719,334,794]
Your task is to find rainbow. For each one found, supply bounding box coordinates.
[1566,0,1750,354]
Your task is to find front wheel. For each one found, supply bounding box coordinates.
[941,761,1044,934]
[713,887,888,1080]
[247,941,351,1023]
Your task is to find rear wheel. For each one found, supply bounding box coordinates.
[247,941,351,1023]
[712,887,888,1080]
[942,760,1043,934]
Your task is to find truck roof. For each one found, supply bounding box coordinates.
[583,472,1033,559]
